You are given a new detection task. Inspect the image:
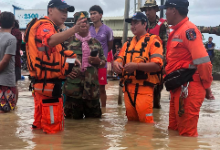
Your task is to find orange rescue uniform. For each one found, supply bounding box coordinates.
[165,17,213,136]
[115,33,163,123]
[25,16,75,134]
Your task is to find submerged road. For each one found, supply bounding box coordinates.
[0,79,219,150]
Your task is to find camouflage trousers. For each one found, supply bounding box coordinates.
[153,84,163,109]
[64,96,102,119]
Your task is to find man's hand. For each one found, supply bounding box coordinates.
[73,17,87,33]
[124,62,137,74]
[205,88,215,100]
[113,61,123,74]
[67,71,78,79]
[75,58,81,67]
[88,56,101,65]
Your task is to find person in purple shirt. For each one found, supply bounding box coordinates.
[89,5,114,107]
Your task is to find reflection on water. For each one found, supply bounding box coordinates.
[0,79,219,149]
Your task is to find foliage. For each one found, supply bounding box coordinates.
[213,50,220,72]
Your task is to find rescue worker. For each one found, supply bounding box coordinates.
[63,11,106,119]
[159,0,214,136]
[24,0,85,134]
[140,0,169,109]
[113,12,164,123]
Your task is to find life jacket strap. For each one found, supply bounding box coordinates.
[36,57,59,66]
[35,64,60,72]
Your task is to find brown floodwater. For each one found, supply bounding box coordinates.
[0,78,220,150]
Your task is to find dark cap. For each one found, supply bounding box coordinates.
[125,12,148,23]
[73,11,90,24]
[140,0,159,12]
[48,0,75,12]
[159,0,189,10]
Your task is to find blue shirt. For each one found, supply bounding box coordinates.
[207,43,214,56]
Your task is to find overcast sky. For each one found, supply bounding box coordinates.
[0,0,220,47]
[1,0,220,26]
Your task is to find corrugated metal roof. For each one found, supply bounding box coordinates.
[103,16,133,21]
[103,16,124,20]
[113,30,133,38]
[102,16,133,38]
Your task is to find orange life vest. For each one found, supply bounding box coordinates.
[24,18,76,97]
[117,34,163,87]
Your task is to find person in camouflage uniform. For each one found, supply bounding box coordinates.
[140,0,170,109]
[63,11,106,119]
[140,0,169,54]
[199,25,220,36]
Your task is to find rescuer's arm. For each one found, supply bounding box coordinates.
[113,42,127,74]
[48,18,87,47]
[124,37,163,73]
[185,28,213,90]
[0,38,16,72]
[139,36,163,72]
[124,62,161,73]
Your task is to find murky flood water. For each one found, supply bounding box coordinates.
[0,78,220,150]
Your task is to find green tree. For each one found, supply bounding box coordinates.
[213,50,220,72]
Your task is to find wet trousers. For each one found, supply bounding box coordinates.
[168,80,206,137]
[64,96,102,119]
[123,84,154,123]
[153,84,163,109]
[33,92,64,134]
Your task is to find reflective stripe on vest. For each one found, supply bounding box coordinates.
[157,21,162,26]
[148,18,166,36]
[193,56,210,65]
[172,38,183,42]
[146,113,153,117]
[189,64,197,69]
[49,106,55,124]
[150,53,163,59]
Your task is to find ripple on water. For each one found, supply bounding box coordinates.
[0,79,219,149]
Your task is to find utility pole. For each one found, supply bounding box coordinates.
[134,0,136,13]
[137,0,142,12]
[118,0,130,105]
[160,0,164,18]
[134,0,142,13]
[122,0,130,49]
